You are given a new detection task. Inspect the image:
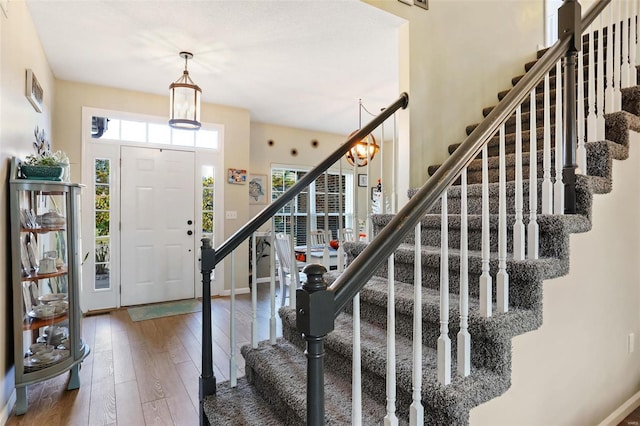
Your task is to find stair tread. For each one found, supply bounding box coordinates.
[371,211,592,235]
[342,241,570,285]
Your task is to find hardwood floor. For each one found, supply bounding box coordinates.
[620,405,640,426]
[6,284,283,426]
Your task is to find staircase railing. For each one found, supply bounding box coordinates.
[297,0,620,424]
[199,0,631,422]
[198,92,409,424]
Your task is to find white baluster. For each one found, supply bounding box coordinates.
[323,172,330,269]
[529,89,540,259]
[384,255,398,426]
[555,60,565,215]
[597,15,606,141]
[338,159,345,273]
[614,0,623,111]
[438,191,451,385]
[497,125,509,314]
[410,222,424,425]
[479,145,492,318]
[527,89,538,259]
[352,293,362,426]
[392,112,398,214]
[542,73,553,213]
[587,25,598,143]
[606,3,615,114]
[514,105,525,261]
[337,240,345,273]
[229,251,237,387]
[269,230,276,344]
[577,42,587,175]
[289,205,298,309]
[251,232,258,349]
[622,0,631,88]
[630,0,638,86]
[458,169,470,376]
[322,240,330,270]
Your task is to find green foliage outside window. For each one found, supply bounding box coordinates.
[202,176,214,234]
[95,159,110,238]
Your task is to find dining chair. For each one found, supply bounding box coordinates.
[309,229,332,247]
[339,227,356,243]
[273,233,306,307]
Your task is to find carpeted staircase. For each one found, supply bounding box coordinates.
[204,40,640,424]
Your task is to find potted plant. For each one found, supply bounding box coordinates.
[20,127,69,181]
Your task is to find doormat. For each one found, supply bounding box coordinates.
[127,299,202,322]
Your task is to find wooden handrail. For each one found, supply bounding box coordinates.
[213,92,409,265]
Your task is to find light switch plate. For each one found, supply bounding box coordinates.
[225,210,237,219]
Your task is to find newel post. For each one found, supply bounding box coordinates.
[296,264,334,426]
[559,0,582,214]
[200,238,216,426]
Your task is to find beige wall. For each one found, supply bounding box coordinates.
[470,133,640,424]
[0,0,57,419]
[250,121,383,232]
[53,80,251,293]
[364,0,544,186]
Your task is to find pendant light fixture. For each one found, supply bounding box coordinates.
[169,51,202,130]
[345,99,379,167]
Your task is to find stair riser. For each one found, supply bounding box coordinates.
[453,128,557,157]
[349,250,560,310]
[499,76,594,102]
[426,191,542,216]
[373,219,569,260]
[467,106,558,136]
[243,367,303,425]
[484,87,563,116]
[342,299,527,375]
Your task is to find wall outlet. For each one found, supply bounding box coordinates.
[628,333,635,353]
[225,210,237,220]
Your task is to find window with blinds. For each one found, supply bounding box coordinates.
[271,167,353,245]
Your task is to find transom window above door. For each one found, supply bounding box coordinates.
[91,116,220,149]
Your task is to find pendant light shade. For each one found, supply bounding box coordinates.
[169,51,202,130]
[345,99,379,167]
[345,131,379,167]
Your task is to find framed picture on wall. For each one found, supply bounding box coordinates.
[25,69,44,113]
[358,174,368,187]
[227,168,247,184]
[249,174,268,204]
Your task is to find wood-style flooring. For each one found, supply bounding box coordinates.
[6,284,282,426]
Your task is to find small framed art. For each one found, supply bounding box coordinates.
[249,174,268,204]
[25,69,44,113]
[358,174,368,187]
[228,168,247,184]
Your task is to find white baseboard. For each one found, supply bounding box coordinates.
[598,390,640,426]
[219,288,250,297]
[0,389,16,424]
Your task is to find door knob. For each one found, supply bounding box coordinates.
[187,220,193,225]
[187,230,193,236]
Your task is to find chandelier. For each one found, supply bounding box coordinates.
[169,51,202,130]
[345,99,379,167]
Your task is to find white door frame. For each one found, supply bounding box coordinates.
[80,107,225,312]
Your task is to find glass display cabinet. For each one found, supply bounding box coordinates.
[8,158,90,415]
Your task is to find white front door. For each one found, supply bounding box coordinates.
[120,146,196,306]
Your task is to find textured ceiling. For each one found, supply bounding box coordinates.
[26,0,404,136]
